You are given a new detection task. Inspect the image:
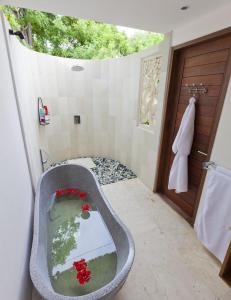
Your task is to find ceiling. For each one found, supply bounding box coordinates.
[1,0,231,33]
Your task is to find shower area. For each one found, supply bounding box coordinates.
[3,14,171,191]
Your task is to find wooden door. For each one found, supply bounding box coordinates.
[157,30,231,223]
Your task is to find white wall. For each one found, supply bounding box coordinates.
[5,21,43,186]
[0,14,34,300]
[172,3,231,46]
[210,80,231,168]
[8,33,171,190]
[0,18,43,187]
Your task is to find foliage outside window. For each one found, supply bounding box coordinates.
[0,5,164,60]
[139,55,162,127]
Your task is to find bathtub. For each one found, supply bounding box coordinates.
[30,164,135,300]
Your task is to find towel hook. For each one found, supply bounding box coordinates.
[185,83,208,97]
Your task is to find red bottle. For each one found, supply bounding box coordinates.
[44,105,48,115]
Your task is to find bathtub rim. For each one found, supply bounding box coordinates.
[30,164,135,300]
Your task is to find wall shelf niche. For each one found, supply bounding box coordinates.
[38,97,50,125]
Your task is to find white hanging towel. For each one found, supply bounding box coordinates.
[168,97,196,193]
[195,167,231,262]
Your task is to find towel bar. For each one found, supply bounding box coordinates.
[202,161,216,170]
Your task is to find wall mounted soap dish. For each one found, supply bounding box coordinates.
[38,97,50,125]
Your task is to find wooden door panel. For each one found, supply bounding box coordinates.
[182,74,224,86]
[183,35,231,57]
[183,62,226,77]
[177,113,214,127]
[175,119,212,136]
[189,167,203,182]
[179,95,218,106]
[158,30,231,222]
[164,190,194,217]
[184,49,229,67]
[172,128,210,148]
[177,103,217,117]
[190,148,209,162]
[188,158,203,170]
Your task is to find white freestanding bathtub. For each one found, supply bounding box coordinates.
[30,164,135,300]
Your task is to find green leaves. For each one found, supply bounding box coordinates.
[1,5,164,59]
[51,217,80,266]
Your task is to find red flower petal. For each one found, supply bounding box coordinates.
[55,191,61,197]
[81,204,91,213]
[73,259,88,271]
[77,268,91,284]
[74,259,91,285]
[57,189,64,195]
[77,272,86,285]
[79,192,87,198]
[56,190,65,197]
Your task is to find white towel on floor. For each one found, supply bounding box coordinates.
[168,97,196,193]
[195,167,231,262]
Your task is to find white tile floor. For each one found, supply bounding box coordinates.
[32,178,231,300]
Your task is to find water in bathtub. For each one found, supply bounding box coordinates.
[47,189,117,296]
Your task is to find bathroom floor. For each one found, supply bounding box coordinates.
[51,157,137,185]
[32,171,231,300]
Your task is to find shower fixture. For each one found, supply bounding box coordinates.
[9,29,24,40]
[71,65,84,71]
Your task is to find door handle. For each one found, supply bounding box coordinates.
[197,150,207,156]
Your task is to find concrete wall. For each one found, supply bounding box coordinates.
[5,20,42,186]
[0,14,33,300]
[8,32,171,190]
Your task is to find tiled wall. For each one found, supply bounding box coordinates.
[9,26,43,185]
[10,33,171,190]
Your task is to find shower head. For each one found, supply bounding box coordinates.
[71,65,84,72]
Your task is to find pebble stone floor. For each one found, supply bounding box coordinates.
[33,158,231,300]
[51,157,137,185]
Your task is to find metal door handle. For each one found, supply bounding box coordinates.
[197,150,207,156]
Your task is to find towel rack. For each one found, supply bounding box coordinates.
[185,83,208,96]
[203,161,216,170]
